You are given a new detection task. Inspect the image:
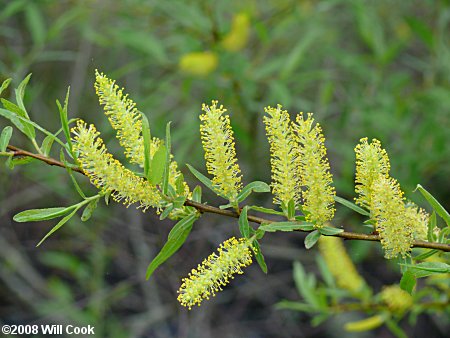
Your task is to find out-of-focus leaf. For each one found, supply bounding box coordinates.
[25,3,46,47]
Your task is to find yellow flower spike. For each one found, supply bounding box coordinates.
[380,285,413,314]
[200,101,242,201]
[71,120,163,210]
[371,176,412,259]
[344,315,385,332]
[179,51,218,76]
[292,113,335,228]
[318,235,367,294]
[263,105,300,207]
[94,70,191,210]
[177,237,253,310]
[221,12,250,52]
[405,203,429,241]
[94,70,161,166]
[354,138,391,211]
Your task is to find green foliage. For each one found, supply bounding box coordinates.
[1,1,449,336]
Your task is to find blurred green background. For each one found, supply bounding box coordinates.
[1,0,449,337]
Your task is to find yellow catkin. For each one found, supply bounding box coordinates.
[71,120,163,210]
[354,138,390,212]
[292,113,335,227]
[318,235,366,294]
[263,105,300,207]
[221,13,250,52]
[94,70,160,166]
[344,315,385,332]
[200,101,242,201]
[94,70,190,207]
[179,51,218,76]
[380,285,413,314]
[177,237,253,310]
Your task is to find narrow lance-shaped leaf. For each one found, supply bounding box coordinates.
[0,126,13,152]
[304,230,321,249]
[415,184,450,227]
[56,86,73,157]
[15,73,32,114]
[141,112,152,180]
[149,144,167,185]
[334,195,370,216]
[0,78,11,96]
[239,206,250,238]
[162,121,171,194]
[146,213,198,279]
[252,240,267,274]
[186,163,226,198]
[237,181,270,202]
[259,221,314,232]
[37,208,78,247]
[14,206,76,222]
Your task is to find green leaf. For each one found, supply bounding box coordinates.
[400,270,416,294]
[159,203,174,220]
[415,184,450,227]
[14,206,76,222]
[0,103,35,140]
[400,262,450,278]
[316,255,335,288]
[319,226,344,235]
[192,185,202,203]
[56,87,73,157]
[175,172,186,195]
[287,198,295,219]
[37,208,78,247]
[173,195,186,209]
[0,78,11,96]
[237,181,270,202]
[81,199,98,222]
[239,206,250,238]
[427,212,437,242]
[275,300,316,313]
[146,213,197,279]
[304,230,321,249]
[15,73,32,113]
[0,126,13,151]
[293,261,320,308]
[60,150,86,199]
[249,205,284,216]
[25,3,46,47]
[334,196,370,216]
[148,144,167,185]
[251,240,267,274]
[413,249,438,261]
[186,163,225,198]
[162,121,171,195]
[141,112,152,179]
[41,134,55,156]
[259,221,314,232]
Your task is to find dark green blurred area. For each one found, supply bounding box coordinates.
[0,1,449,337]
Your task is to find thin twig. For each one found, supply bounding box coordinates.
[4,144,450,252]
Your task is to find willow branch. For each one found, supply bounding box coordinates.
[4,144,450,252]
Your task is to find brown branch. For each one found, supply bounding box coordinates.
[4,144,450,253]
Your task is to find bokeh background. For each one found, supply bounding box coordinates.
[1,0,449,337]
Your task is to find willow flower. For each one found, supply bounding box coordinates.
[221,12,250,52]
[371,176,413,258]
[292,113,335,227]
[94,70,161,166]
[177,237,253,310]
[72,120,163,210]
[200,101,242,200]
[318,235,367,294]
[263,105,300,207]
[94,70,190,204]
[380,285,413,314]
[354,138,390,211]
[179,51,218,76]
